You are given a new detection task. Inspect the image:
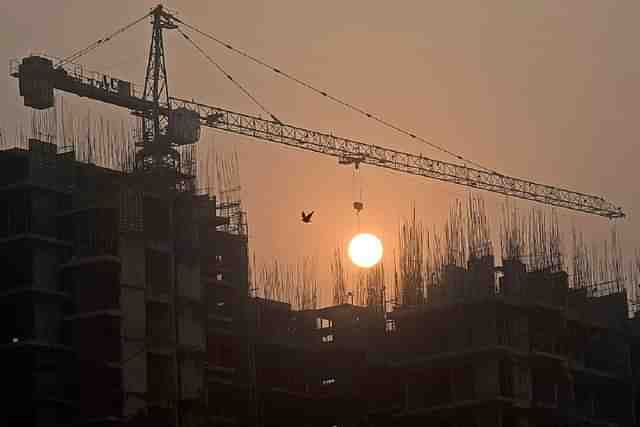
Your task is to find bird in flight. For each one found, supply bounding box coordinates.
[301,211,314,223]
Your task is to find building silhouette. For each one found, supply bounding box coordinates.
[2,141,639,426]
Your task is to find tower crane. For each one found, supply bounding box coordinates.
[9,5,625,219]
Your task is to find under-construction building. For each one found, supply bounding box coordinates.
[223,264,640,427]
[210,203,640,427]
[368,256,640,427]
[1,138,249,427]
[3,140,640,427]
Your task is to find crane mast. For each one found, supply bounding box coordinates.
[138,5,176,172]
[8,5,625,219]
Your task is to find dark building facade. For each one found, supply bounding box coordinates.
[2,142,640,427]
[1,140,249,427]
[365,257,640,427]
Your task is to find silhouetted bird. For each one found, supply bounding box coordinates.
[301,211,314,223]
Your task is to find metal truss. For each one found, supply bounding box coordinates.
[171,97,624,219]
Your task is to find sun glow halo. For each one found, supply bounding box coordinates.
[348,233,383,268]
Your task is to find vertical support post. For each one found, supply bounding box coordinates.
[172,197,182,427]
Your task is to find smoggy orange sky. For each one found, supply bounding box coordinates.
[1,1,638,305]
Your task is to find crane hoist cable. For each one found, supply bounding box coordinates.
[173,17,497,175]
[177,27,282,124]
[352,165,364,231]
[57,11,152,68]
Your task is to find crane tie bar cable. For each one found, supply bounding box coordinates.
[174,17,497,174]
[177,28,282,124]
[57,11,152,68]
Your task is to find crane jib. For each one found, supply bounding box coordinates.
[169,97,625,220]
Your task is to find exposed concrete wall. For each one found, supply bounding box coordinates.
[147,354,176,405]
[584,292,629,328]
[147,303,173,347]
[33,300,63,343]
[177,261,201,300]
[178,305,205,349]
[475,358,500,399]
[120,230,150,420]
[122,287,146,340]
[179,358,203,400]
[473,406,502,427]
[145,248,172,299]
[123,340,147,417]
[513,359,532,400]
[123,395,146,420]
[120,237,145,288]
[33,246,61,291]
[475,304,498,347]
[31,246,65,344]
[497,305,529,351]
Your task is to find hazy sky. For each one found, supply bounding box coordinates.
[1,1,638,304]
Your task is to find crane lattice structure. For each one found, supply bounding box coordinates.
[9,5,625,219]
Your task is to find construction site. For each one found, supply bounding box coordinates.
[2,4,640,427]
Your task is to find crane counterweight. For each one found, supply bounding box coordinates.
[17,56,55,109]
[169,107,201,145]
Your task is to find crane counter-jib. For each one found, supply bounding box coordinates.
[11,56,149,112]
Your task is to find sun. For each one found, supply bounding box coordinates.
[348,233,383,268]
